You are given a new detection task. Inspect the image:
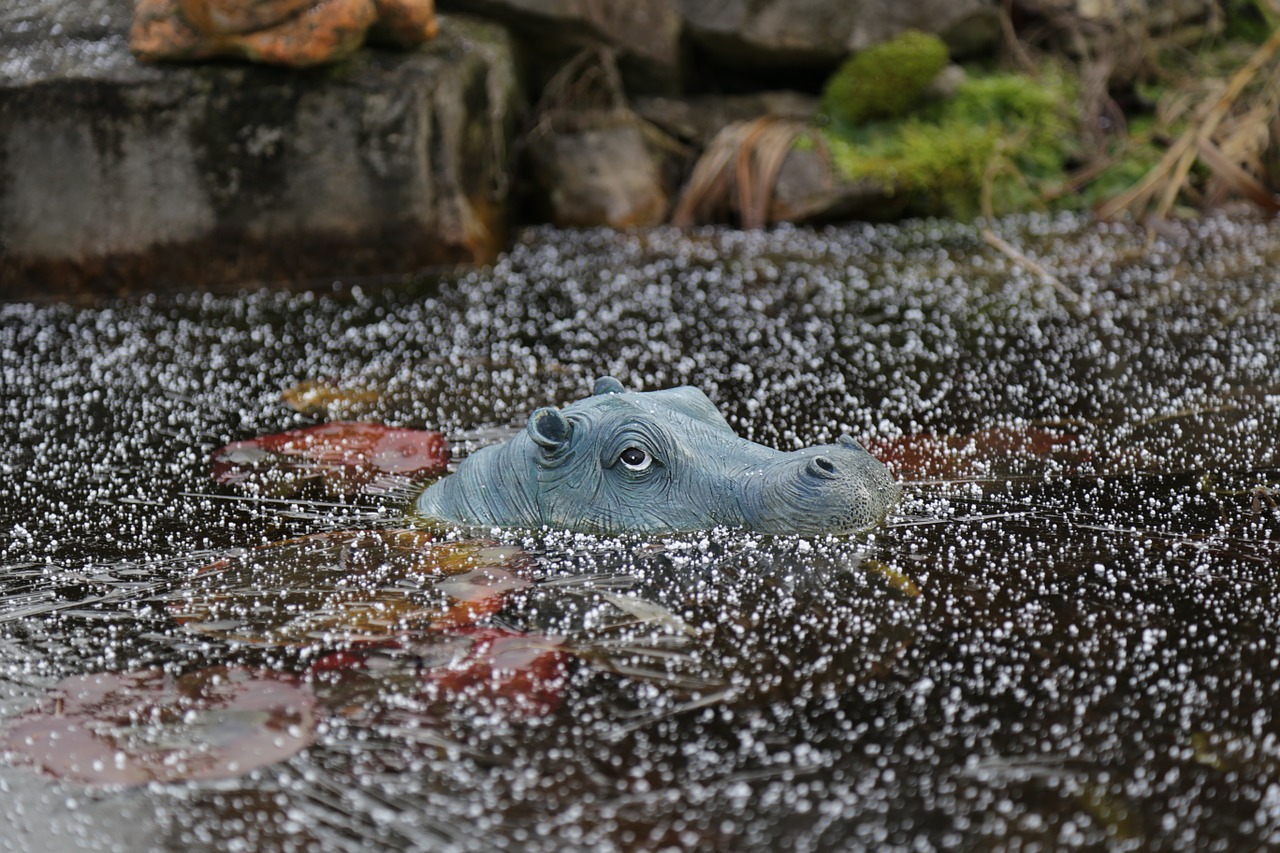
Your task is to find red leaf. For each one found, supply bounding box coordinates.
[305,628,571,721]
[421,628,570,720]
[212,422,449,496]
[864,427,1090,480]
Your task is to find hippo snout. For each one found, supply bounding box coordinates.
[805,455,839,479]
[739,436,900,536]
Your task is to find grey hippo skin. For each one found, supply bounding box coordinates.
[415,377,900,535]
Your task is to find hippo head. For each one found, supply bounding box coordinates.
[415,377,900,536]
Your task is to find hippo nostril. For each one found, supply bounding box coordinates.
[838,434,861,449]
[807,455,838,479]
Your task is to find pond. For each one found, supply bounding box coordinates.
[2,213,1278,851]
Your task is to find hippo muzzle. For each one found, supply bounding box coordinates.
[736,437,902,536]
[416,377,899,536]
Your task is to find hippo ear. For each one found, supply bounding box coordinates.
[593,376,625,396]
[528,407,573,450]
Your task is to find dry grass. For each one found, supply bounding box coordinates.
[670,117,820,229]
[1096,25,1280,222]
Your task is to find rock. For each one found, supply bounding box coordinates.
[1010,0,1219,85]
[923,64,968,102]
[0,5,519,297]
[677,0,1001,80]
[437,0,681,93]
[524,110,671,228]
[131,0,374,66]
[635,91,818,146]
[130,0,437,67]
[370,0,440,46]
[1014,0,1216,37]
[768,147,909,224]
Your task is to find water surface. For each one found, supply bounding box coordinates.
[2,214,1279,851]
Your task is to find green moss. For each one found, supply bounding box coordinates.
[823,65,1080,219]
[820,31,950,129]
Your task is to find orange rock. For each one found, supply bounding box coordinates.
[130,0,438,67]
[370,0,438,47]
[232,0,379,66]
[180,0,316,36]
[132,0,218,61]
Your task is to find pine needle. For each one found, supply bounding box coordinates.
[1097,25,1280,222]
[672,117,814,229]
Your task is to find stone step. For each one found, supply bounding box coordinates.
[0,3,519,297]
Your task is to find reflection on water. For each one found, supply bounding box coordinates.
[2,213,1279,851]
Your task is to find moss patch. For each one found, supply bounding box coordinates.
[820,31,950,129]
[822,65,1080,219]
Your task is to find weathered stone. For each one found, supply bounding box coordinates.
[1014,0,1216,36]
[0,5,519,297]
[436,0,680,93]
[635,91,818,146]
[1010,0,1219,86]
[768,147,909,224]
[524,111,670,228]
[130,0,437,67]
[922,64,968,102]
[677,0,1000,76]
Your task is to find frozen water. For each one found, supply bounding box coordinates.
[2,213,1279,851]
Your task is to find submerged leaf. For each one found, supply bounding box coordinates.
[865,426,1089,481]
[419,628,571,720]
[860,559,922,597]
[167,531,533,646]
[1,667,316,786]
[307,628,571,722]
[597,592,699,636]
[282,379,386,419]
[212,422,449,497]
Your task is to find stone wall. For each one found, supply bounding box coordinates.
[1,2,518,297]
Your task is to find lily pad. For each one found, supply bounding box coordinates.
[212,421,449,497]
[1,667,316,786]
[167,531,533,646]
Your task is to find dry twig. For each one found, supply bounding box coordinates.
[1096,26,1280,222]
[982,228,1092,316]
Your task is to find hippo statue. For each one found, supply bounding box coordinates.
[415,377,899,536]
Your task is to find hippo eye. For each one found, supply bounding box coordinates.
[619,447,652,472]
